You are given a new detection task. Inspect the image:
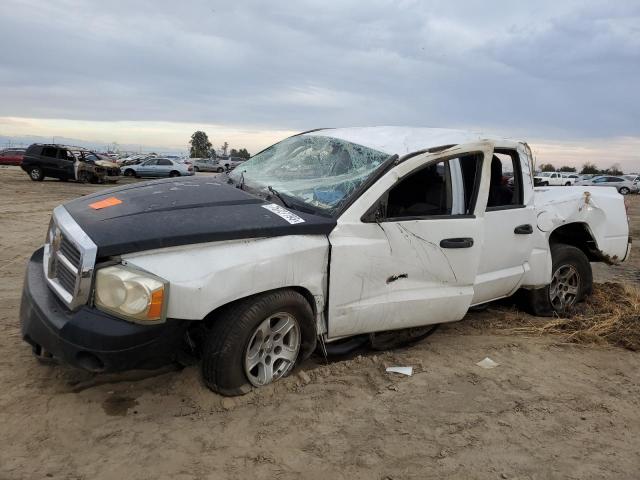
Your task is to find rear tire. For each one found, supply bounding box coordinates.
[564,182,571,186]
[28,167,44,181]
[193,166,199,172]
[524,243,592,316]
[169,171,180,177]
[201,290,316,396]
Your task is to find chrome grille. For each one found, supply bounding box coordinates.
[43,206,98,310]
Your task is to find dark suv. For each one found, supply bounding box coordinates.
[21,144,120,183]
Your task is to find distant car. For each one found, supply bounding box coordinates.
[0,148,26,166]
[534,171,574,186]
[217,156,248,171]
[121,157,194,178]
[20,144,120,183]
[575,175,639,195]
[191,158,225,173]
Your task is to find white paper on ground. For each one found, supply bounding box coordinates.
[476,357,499,369]
[386,366,413,376]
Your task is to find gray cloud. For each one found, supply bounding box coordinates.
[1,0,638,138]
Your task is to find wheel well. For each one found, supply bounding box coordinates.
[549,222,601,262]
[200,286,318,327]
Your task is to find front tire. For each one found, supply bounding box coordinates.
[123,169,135,177]
[525,243,592,316]
[201,290,316,396]
[542,181,549,186]
[28,167,44,181]
[216,167,224,173]
[619,187,630,195]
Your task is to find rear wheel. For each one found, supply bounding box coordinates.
[564,182,571,186]
[619,187,630,195]
[29,167,44,181]
[201,290,316,396]
[193,166,199,172]
[169,171,180,177]
[525,243,592,316]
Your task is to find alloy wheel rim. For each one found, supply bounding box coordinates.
[244,312,300,387]
[549,264,580,311]
[31,169,40,179]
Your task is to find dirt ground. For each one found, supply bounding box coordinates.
[1,166,639,480]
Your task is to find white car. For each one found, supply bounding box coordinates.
[20,127,630,396]
[534,171,575,186]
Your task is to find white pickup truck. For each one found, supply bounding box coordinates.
[534,171,575,186]
[20,127,630,396]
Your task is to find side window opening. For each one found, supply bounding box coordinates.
[41,147,58,158]
[377,152,483,220]
[158,159,172,166]
[487,150,523,210]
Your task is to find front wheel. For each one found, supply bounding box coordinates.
[541,181,549,186]
[201,290,316,396]
[565,182,571,186]
[123,169,135,177]
[216,167,224,173]
[525,243,592,316]
[619,187,630,195]
[28,167,44,181]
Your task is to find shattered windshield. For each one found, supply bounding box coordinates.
[229,135,390,214]
[537,172,552,177]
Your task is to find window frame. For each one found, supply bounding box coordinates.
[485,148,525,212]
[362,151,485,223]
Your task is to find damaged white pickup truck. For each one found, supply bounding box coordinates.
[20,127,630,396]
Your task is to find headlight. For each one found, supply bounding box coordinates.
[94,265,168,323]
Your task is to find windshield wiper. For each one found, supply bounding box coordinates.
[267,186,290,208]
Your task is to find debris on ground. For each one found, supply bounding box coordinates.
[385,366,413,376]
[476,357,499,369]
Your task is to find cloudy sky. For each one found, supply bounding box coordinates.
[1,0,639,170]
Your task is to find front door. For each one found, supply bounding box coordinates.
[327,142,494,338]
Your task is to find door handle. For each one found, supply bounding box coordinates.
[514,224,533,234]
[440,237,474,249]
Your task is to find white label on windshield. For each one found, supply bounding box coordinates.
[262,203,305,224]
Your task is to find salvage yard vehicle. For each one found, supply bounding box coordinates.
[20,127,630,396]
[20,144,120,183]
[121,157,194,178]
[575,175,639,195]
[0,148,26,165]
[191,158,224,173]
[534,171,574,186]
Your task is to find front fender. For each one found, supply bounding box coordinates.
[121,235,330,321]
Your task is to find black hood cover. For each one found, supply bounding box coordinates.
[63,177,336,257]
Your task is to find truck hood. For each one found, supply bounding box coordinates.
[62,177,336,257]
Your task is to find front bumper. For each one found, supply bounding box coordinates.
[20,248,188,372]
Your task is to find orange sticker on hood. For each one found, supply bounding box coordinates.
[89,197,123,210]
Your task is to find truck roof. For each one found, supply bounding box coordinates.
[308,126,522,156]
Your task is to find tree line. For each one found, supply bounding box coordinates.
[189,131,250,160]
[537,162,624,176]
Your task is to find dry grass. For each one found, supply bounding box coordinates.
[512,283,640,350]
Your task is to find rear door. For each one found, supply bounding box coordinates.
[472,147,537,304]
[39,147,60,176]
[327,142,493,338]
[157,158,173,176]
